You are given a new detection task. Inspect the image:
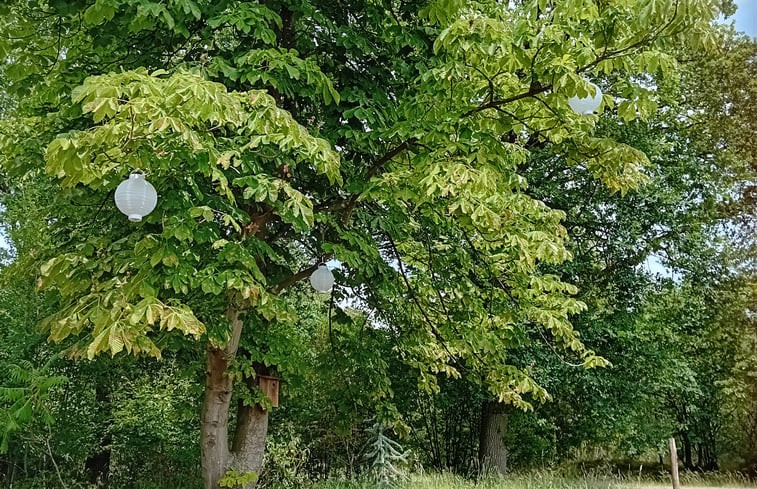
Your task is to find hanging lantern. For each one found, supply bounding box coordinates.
[568,81,603,115]
[114,173,158,222]
[309,264,334,292]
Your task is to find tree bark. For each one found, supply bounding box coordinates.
[478,400,508,476]
[200,306,243,489]
[201,344,234,489]
[200,306,272,489]
[231,402,269,482]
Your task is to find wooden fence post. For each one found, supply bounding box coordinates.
[669,437,681,489]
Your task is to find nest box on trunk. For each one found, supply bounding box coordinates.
[258,375,280,408]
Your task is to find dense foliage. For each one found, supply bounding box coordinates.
[0,0,754,488]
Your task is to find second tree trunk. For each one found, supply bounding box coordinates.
[479,400,508,475]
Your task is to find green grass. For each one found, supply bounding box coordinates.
[306,474,613,489]
[8,470,755,489]
[303,472,757,489]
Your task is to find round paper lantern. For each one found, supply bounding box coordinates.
[568,81,603,115]
[310,264,334,292]
[114,173,158,222]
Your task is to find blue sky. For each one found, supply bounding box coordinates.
[733,0,756,36]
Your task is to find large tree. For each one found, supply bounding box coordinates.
[0,0,728,487]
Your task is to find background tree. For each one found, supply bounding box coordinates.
[486,28,757,471]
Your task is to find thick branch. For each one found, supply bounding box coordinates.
[268,261,323,295]
[341,138,417,223]
[463,84,552,117]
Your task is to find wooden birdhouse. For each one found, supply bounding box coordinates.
[258,375,280,408]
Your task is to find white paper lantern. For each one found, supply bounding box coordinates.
[310,264,334,292]
[568,81,603,115]
[114,173,158,222]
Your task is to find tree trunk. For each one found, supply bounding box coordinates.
[231,402,269,480]
[478,400,508,476]
[681,431,693,469]
[200,306,272,489]
[696,443,703,469]
[85,381,111,486]
[201,344,234,489]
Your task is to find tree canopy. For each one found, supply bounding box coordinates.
[0,1,754,488]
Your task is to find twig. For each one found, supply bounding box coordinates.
[46,427,66,488]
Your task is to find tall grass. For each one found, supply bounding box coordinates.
[308,473,617,489]
[309,473,613,489]
[305,470,757,489]
[8,468,754,489]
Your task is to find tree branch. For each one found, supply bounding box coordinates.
[463,83,552,117]
[341,138,417,223]
[268,260,327,295]
[385,232,460,366]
